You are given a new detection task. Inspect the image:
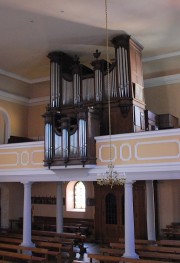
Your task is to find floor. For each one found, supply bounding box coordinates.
[62,242,100,263]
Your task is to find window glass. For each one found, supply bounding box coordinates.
[74,181,86,209]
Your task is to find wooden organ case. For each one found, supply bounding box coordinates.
[43,33,146,167]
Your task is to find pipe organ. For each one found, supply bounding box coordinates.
[43,32,146,167]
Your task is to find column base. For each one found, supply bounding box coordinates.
[20,241,35,248]
[123,252,139,259]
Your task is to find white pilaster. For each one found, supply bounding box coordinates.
[21,182,34,247]
[56,182,63,233]
[123,181,139,258]
[146,180,156,240]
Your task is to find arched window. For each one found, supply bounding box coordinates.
[0,107,11,144]
[74,181,86,209]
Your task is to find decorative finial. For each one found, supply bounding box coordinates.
[73,55,80,64]
[93,49,101,60]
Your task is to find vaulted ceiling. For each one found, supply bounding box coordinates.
[0,0,180,83]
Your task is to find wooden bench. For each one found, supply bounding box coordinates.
[0,250,46,262]
[100,247,123,256]
[88,253,171,263]
[0,236,21,244]
[138,251,180,261]
[0,240,62,262]
[157,239,180,247]
[36,241,71,260]
[118,238,156,245]
[32,230,86,253]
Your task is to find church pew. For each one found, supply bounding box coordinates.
[0,240,61,262]
[88,253,171,263]
[32,230,86,253]
[0,250,46,262]
[36,241,73,259]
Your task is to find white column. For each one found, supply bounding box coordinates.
[123,181,139,259]
[21,182,34,247]
[56,182,63,233]
[146,180,156,240]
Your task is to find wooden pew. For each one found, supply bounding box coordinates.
[107,241,180,262]
[0,236,21,244]
[138,251,180,261]
[157,239,180,247]
[118,238,156,245]
[0,240,62,262]
[36,241,73,259]
[0,250,46,262]
[100,247,123,256]
[32,230,86,253]
[88,253,171,263]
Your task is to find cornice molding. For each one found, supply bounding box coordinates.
[144,74,180,88]
[0,90,49,106]
[0,68,50,84]
[1,74,180,106]
[0,90,29,105]
[142,51,180,62]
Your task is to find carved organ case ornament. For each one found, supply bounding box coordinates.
[43,32,145,167]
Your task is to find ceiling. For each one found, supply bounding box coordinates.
[0,0,180,82]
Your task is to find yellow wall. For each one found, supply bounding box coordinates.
[32,182,94,220]
[29,81,50,99]
[145,83,180,125]
[0,99,28,137]
[27,104,46,139]
[0,75,30,98]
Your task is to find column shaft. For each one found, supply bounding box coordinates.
[146,180,156,240]
[21,182,34,247]
[56,182,63,233]
[123,181,139,258]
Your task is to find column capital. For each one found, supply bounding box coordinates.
[20,181,33,187]
[125,180,136,185]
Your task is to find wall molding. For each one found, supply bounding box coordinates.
[144,74,180,88]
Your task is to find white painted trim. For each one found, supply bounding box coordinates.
[144,74,180,88]
[95,128,180,142]
[120,143,132,161]
[134,139,180,161]
[0,68,50,84]
[0,90,28,105]
[0,141,44,149]
[28,96,50,106]
[98,144,117,163]
[142,51,180,62]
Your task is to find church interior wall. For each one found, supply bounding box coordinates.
[144,83,180,125]
[0,99,28,137]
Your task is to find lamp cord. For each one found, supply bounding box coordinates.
[105,0,112,164]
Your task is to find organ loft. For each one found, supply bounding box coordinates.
[43,32,148,168]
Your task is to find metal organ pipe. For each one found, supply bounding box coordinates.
[73,74,80,104]
[82,78,94,101]
[62,79,73,105]
[45,123,52,159]
[79,119,86,157]
[95,70,103,101]
[50,62,60,107]
[55,133,62,157]
[62,128,68,158]
[117,46,129,98]
[124,48,129,97]
[70,131,78,157]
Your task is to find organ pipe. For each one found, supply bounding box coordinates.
[45,123,52,160]
[50,62,61,107]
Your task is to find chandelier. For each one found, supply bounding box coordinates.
[97,0,126,188]
[97,164,126,188]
